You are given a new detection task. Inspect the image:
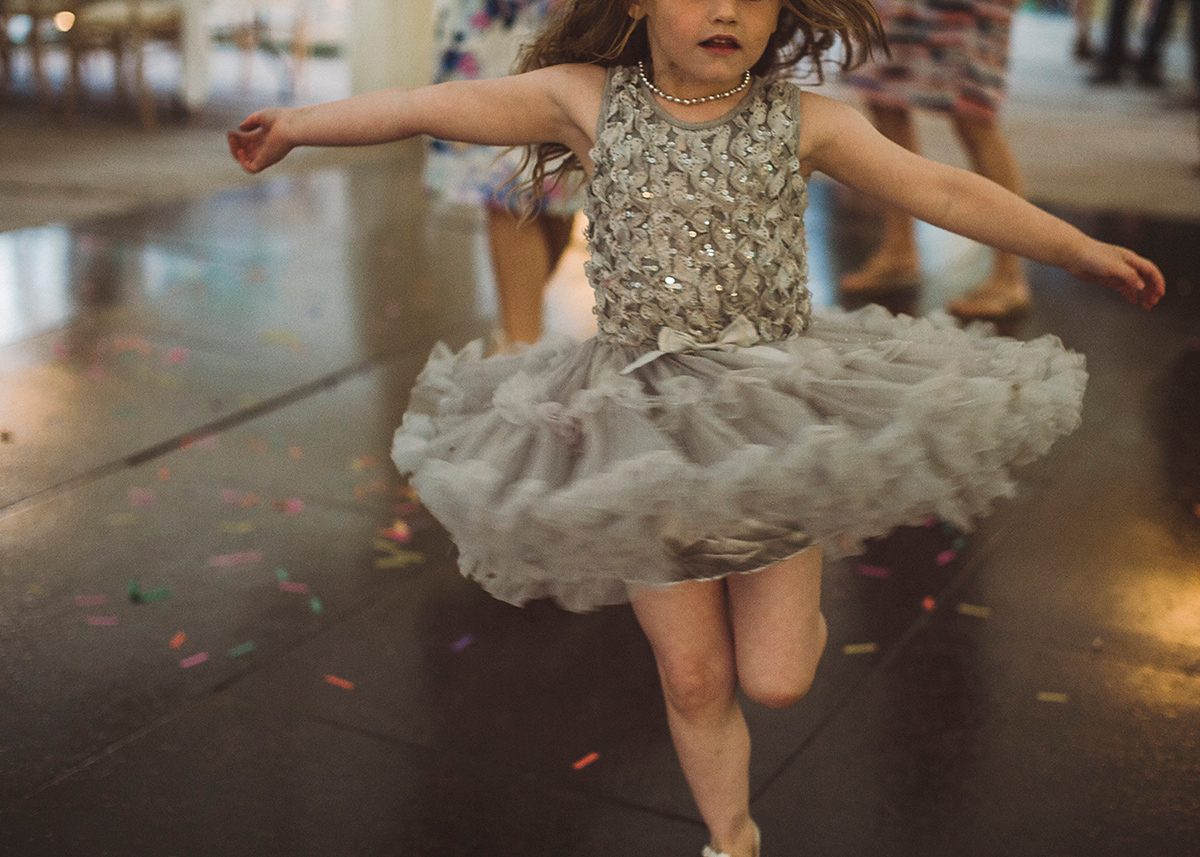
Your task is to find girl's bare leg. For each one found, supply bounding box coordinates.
[628,547,826,857]
[840,104,922,293]
[945,112,1032,318]
[486,208,575,347]
[629,578,757,857]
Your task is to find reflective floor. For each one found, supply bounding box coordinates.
[1,133,1199,855]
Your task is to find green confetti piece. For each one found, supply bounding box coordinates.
[952,536,966,551]
[275,567,290,582]
[309,596,323,614]
[228,641,257,658]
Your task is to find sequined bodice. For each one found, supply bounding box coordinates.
[584,66,811,348]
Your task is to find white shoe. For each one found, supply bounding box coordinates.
[701,822,760,857]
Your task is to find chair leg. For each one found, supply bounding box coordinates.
[31,16,52,113]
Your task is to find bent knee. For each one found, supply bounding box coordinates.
[741,614,828,710]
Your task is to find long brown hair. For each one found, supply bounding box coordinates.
[510,0,887,211]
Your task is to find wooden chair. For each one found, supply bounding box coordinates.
[62,0,183,129]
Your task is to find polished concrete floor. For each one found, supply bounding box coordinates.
[3,63,1200,857]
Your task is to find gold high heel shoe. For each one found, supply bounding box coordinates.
[701,822,761,857]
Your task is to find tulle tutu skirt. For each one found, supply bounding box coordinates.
[392,305,1086,612]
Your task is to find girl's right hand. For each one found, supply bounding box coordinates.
[228,108,294,174]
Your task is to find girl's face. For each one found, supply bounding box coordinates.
[628,0,783,98]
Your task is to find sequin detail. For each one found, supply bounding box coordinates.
[584,67,812,348]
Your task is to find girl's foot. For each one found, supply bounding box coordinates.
[946,277,1032,321]
[702,821,761,857]
[839,251,921,294]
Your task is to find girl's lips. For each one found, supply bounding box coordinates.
[700,35,741,52]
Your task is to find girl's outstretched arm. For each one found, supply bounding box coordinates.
[798,93,1165,309]
[228,64,605,175]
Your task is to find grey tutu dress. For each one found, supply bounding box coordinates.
[392,66,1087,612]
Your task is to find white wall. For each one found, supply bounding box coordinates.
[349,0,435,93]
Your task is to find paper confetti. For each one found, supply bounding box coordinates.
[208,551,264,567]
[278,581,310,594]
[164,347,189,364]
[129,581,169,603]
[309,596,324,614]
[107,512,137,527]
[372,538,424,569]
[274,498,305,515]
[288,445,303,460]
[228,641,257,658]
[76,595,107,607]
[1036,691,1069,704]
[324,674,355,690]
[956,603,992,619]
[572,752,600,770]
[220,520,257,534]
[180,652,210,669]
[170,632,188,649]
[275,567,290,581]
[351,455,379,471]
[935,550,957,566]
[157,467,171,481]
[379,520,412,543]
[924,516,937,528]
[921,596,936,612]
[952,536,966,551]
[451,635,474,652]
[858,564,890,579]
[126,487,155,507]
[843,642,878,655]
[87,616,119,626]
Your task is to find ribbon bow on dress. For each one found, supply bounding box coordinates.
[620,314,765,374]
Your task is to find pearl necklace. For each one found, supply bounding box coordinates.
[637,61,751,106]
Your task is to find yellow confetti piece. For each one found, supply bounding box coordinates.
[956,603,992,619]
[372,538,424,569]
[1037,692,1069,704]
[155,372,180,390]
[843,642,878,655]
[107,512,137,527]
[220,520,257,534]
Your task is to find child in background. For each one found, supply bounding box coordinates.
[424,0,581,349]
[230,1,1163,854]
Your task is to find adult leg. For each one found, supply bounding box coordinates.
[486,208,575,348]
[840,104,923,293]
[1092,0,1135,82]
[1074,0,1095,59]
[1135,0,1178,85]
[944,112,1032,319]
[629,579,758,857]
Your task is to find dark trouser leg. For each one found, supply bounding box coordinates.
[1138,0,1178,77]
[1097,0,1135,74]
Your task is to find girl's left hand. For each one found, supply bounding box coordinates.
[228,108,294,174]
[1070,241,1165,309]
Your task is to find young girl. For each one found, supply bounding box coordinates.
[230,1,1164,855]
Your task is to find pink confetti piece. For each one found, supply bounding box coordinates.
[170,631,187,649]
[451,635,474,652]
[180,652,209,669]
[572,752,600,770]
[221,488,241,504]
[208,551,264,568]
[164,347,189,364]
[287,445,303,460]
[157,467,171,481]
[127,487,155,507]
[278,581,310,594]
[76,595,107,607]
[86,364,104,379]
[936,550,956,566]
[858,564,890,579]
[379,520,411,543]
[276,498,305,515]
[924,516,937,528]
[87,616,119,626]
[324,674,354,690]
